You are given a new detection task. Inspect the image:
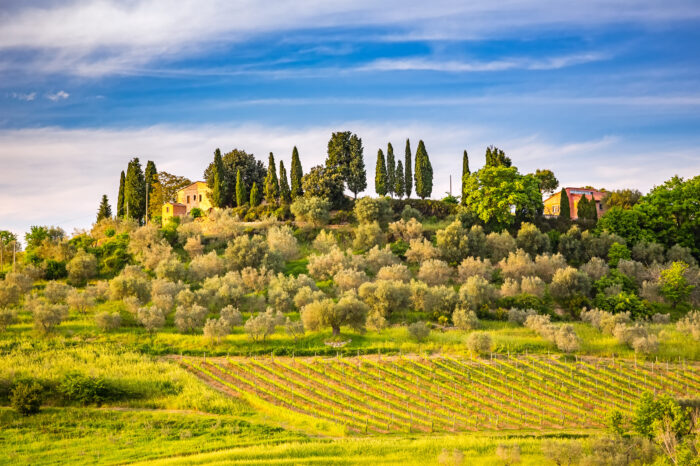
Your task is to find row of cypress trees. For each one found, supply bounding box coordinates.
[115,158,157,224]
[375,139,431,199]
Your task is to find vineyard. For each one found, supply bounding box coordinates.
[182,354,700,434]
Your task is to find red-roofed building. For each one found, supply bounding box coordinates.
[543,187,607,220]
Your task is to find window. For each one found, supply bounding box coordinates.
[199,194,202,201]
[187,195,190,203]
[166,206,169,213]
[553,205,559,214]
[598,203,603,210]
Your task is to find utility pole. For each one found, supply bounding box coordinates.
[449,175,452,196]
[12,241,16,272]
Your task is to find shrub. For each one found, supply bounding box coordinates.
[308,247,356,280]
[224,235,282,273]
[377,264,412,283]
[95,311,121,331]
[554,324,580,352]
[533,253,567,282]
[436,220,469,264]
[43,281,70,304]
[109,265,150,302]
[400,204,422,221]
[453,308,479,330]
[581,257,609,282]
[267,225,300,260]
[595,291,650,319]
[465,332,492,355]
[549,267,591,311]
[608,242,631,267]
[485,231,516,262]
[525,314,580,352]
[0,307,17,331]
[358,280,411,318]
[408,321,430,341]
[459,276,497,311]
[291,196,331,226]
[0,281,22,308]
[240,267,274,292]
[285,317,305,342]
[499,278,520,298]
[353,221,386,251]
[417,259,452,286]
[5,272,33,294]
[294,287,327,309]
[613,323,658,353]
[312,230,337,253]
[11,381,44,415]
[507,308,537,325]
[410,282,458,317]
[137,306,166,334]
[676,310,700,340]
[364,245,399,273]
[175,304,208,333]
[516,222,550,257]
[27,296,68,333]
[245,308,284,341]
[659,261,693,308]
[66,288,95,314]
[267,273,317,311]
[558,225,586,265]
[405,238,439,264]
[183,235,204,259]
[58,372,119,405]
[666,244,697,266]
[353,196,393,225]
[388,218,423,242]
[651,312,670,324]
[203,318,231,342]
[155,257,186,281]
[457,257,495,282]
[333,268,369,292]
[66,250,98,286]
[520,276,545,298]
[631,241,665,265]
[499,249,536,281]
[220,305,243,327]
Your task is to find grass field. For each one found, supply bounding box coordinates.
[182,354,700,434]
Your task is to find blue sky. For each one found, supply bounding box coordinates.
[1,1,700,239]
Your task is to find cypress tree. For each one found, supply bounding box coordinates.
[124,157,146,223]
[210,148,226,207]
[290,146,303,198]
[97,195,112,222]
[279,160,292,203]
[461,150,470,204]
[375,149,388,196]
[117,171,125,217]
[591,196,598,221]
[235,169,247,207]
[264,152,279,204]
[394,160,405,198]
[404,139,412,198]
[559,188,571,220]
[346,134,367,199]
[386,143,395,197]
[485,145,512,167]
[414,140,433,199]
[577,195,589,220]
[250,182,261,206]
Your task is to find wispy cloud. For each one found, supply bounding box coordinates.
[46,90,69,101]
[0,0,698,76]
[9,91,36,101]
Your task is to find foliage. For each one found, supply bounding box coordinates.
[533,169,559,194]
[516,222,550,257]
[484,145,512,167]
[453,308,479,330]
[278,160,292,203]
[375,149,388,196]
[404,139,412,199]
[96,194,112,222]
[204,148,265,208]
[608,242,631,267]
[124,157,146,223]
[95,311,121,331]
[290,146,304,199]
[659,261,694,308]
[249,182,261,206]
[302,165,346,209]
[354,196,393,225]
[414,140,433,199]
[11,381,44,416]
[465,331,492,355]
[549,267,591,311]
[353,222,386,251]
[66,250,98,285]
[408,321,430,341]
[264,152,279,204]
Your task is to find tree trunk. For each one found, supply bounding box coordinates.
[332,325,340,337]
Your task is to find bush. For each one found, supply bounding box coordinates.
[175,304,208,333]
[58,372,121,405]
[137,306,166,334]
[666,244,697,266]
[66,288,95,314]
[95,311,121,331]
[533,253,567,282]
[516,222,550,257]
[410,282,458,317]
[44,281,70,304]
[312,230,337,253]
[224,235,282,273]
[220,305,243,327]
[291,196,331,226]
[365,245,398,273]
[388,218,423,242]
[520,276,545,298]
[459,276,497,312]
[358,280,411,318]
[485,231,516,262]
[0,307,17,331]
[267,225,300,261]
[66,250,99,285]
[308,247,360,280]
[400,204,423,221]
[408,321,430,342]
[405,238,439,264]
[109,265,151,302]
[27,296,68,333]
[333,269,369,292]
[676,310,700,340]
[457,257,495,282]
[465,332,492,356]
[203,318,231,342]
[549,267,591,311]
[631,241,665,265]
[499,249,536,281]
[11,381,44,416]
[417,259,452,286]
[353,196,393,225]
[581,257,609,282]
[377,264,412,283]
[608,242,631,267]
[245,308,284,341]
[353,221,386,251]
[453,308,479,330]
[183,236,204,258]
[507,308,537,325]
[651,312,670,324]
[436,220,469,264]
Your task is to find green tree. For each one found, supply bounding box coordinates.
[204,149,265,207]
[394,159,405,198]
[326,131,353,183]
[597,207,645,244]
[209,148,226,208]
[155,171,192,203]
[577,194,590,220]
[124,158,146,223]
[117,171,125,217]
[375,149,388,196]
[404,139,412,199]
[386,143,395,197]
[659,261,694,308]
[346,134,367,198]
[279,160,292,204]
[301,165,346,209]
[96,195,112,222]
[559,188,571,219]
[250,182,261,206]
[290,146,304,198]
[460,150,470,204]
[462,166,543,230]
[604,189,642,209]
[235,169,247,207]
[264,152,279,204]
[144,160,157,221]
[534,169,559,194]
[414,140,433,199]
[485,145,512,167]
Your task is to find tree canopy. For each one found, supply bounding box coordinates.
[485,146,512,168]
[204,149,265,207]
[414,140,433,199]
[534,169,559,194]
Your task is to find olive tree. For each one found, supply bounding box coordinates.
[66,250,98,286]
[301,293,367,336]
[175,304,208,333]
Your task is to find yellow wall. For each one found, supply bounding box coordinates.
[543,191,562,216]
[176,182,213,213]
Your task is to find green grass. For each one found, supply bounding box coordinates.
[0,407,306,465]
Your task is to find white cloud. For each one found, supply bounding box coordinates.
[1,123,699,242]
[9,91,37,101]
[46,90,69,101]
[0,0,697,76]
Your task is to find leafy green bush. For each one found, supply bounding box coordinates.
[58,372,125,405]
[11,381,44,415]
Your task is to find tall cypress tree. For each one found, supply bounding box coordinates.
[210,148,226,207]
[96,195,112,222]
[279,160,292,203]
[235,169,247,207]
[577,195,589,220]
[117,171,125,217]
[559,188,571,220]
[394,160,405,198]
[124,157,146,223]
[404,139,412,199]
[386,143,395,197]
[414,140,433,199]
[346,134,367,198]
[461,150,470,204]
[290,146,303,198]
[485,145,512,167]
[375,149,388,196]
[591,196,598,221]
[250,182,261,206]
[264,152,279,204]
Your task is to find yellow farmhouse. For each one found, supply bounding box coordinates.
[162,181,213,221]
